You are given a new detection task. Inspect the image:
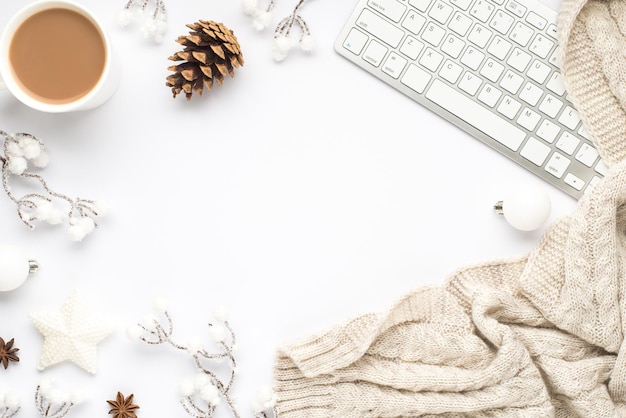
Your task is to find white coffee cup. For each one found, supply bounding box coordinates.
[0,0,119,113]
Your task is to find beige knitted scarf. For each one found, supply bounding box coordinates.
[272,0,626,415]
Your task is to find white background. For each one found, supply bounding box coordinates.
[0,0,574,416]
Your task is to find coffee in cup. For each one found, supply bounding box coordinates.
[0,0,119,112]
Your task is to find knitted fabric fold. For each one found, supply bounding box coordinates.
[274,161,626,416]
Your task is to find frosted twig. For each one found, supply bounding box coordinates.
[128,300,277,418]
[0,131,107,241]
[117,0,167,43]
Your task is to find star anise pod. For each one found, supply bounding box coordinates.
[0,337,19,369]
[107,392,140,418]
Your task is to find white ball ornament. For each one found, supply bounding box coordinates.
[494,184,551,231]
[0,245,38,292]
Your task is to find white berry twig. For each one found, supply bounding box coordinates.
[0,132,107,241]
[128,300,277,418]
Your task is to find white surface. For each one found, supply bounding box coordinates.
[0,0,575,416]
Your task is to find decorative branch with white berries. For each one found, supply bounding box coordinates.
[127,300,277,418]
[0,380,83,418]
[117,0,168,43]
[0,132,107,242]
[242,0,315,62]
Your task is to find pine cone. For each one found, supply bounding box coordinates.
[166,20,244,100]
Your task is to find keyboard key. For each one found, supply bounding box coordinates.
[439,60,464,83]
[449,12,473,35]
[538,94,563,118]
[460,45,485,70]
[564,173,585,191]
[363,40,389,66]
[470,0,494,22]
[521,137,550,166]
[399,36,425,60]
[545,152,570,178]
[449,0,472,10]
[441,34,466,58]
[578,124,590,139]
[529,34,555,58]
[401,64,432,93]
[527,60,551,84]
[342,28,369,55]
[480,58,505,82]
[575,143,598,167]
[368,0,407,22]
[519,82,543,106]
[429,0,454,23]
[510,22,534,46]
[490,11,515,34]
[478,84,502,107]
[558,106,580,130]
[487,36,513,60]
[507,48,531,71]
[546,24,558,39]
[409,0,432,12]
[357,9,404,47]
[500,70,524,94]
[468,23,493,48]
[426,79,526,150]
[525,11,547,30]
[536,119,560,143]
[505,0,526,17]
[546,72,566,96]
[422,22,446,46]
[419,47,444,71]
[459,72,483,95]
[595,159,608,176]
[402,10,427,34]
[555,131,580,155]
[382,52,408,78]
[497,95,522,119]
[517,107,541,131]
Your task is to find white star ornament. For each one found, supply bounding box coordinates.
[30,289,114,374]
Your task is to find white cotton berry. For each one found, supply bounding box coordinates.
[199,384,220,405]
[20,138,41,159]
[3,392,19,409]
[7,157,27,175]
[208,325,226,343]
[139,314,157,330]
[275,35,294,52]
[47,388,67,405]
[242,0,259,15]
[34,200,53,221]
[252,11,272,31]
[67,217,95,241]
[300,35,316,53]
[32,150,49,168]
[126,324,143,340]
[194,373,211,390]
[70,390,85,405]
[178,379,195,398]
[252,385,276,412]
[116,8,134,26]
[187,336,204,354]
[153,296,169,313]
[5,141,23,158]
[38,378,56,397]
[46,208,67,225]
[213,306,229,322]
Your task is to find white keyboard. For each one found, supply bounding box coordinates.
[335,0,606,199]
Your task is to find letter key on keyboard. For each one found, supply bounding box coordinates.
[334,0,605,199]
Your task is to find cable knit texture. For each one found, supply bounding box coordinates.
[273,0,626,415]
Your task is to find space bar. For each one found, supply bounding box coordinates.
[425,80,526,151]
